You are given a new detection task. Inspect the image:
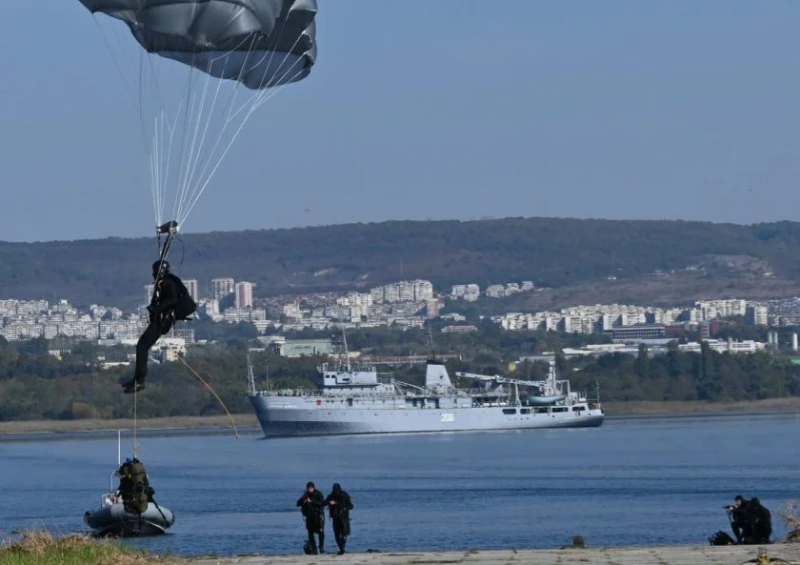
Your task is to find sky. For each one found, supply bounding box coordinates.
[1,1,799,242]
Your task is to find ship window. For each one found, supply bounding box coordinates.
[572,406,585,412]
[553,407,567,412]
[520,408,531,414]
[502,408,517,415]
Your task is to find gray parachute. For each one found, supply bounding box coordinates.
[78,0,317,89]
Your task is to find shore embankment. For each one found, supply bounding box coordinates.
[1,397,799,437]
[3,532,800,565]
[179,545,800,565]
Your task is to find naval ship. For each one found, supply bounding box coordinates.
[247,338,604,438]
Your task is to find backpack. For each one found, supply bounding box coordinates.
[167,273,197,321]
[129,461,149,486]
[708,530,736,545]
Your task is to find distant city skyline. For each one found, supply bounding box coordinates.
[1,1,799,243]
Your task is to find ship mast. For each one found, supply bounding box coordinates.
[337,325,352,371]
[246,352,256,395]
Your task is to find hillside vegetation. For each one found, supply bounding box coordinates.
[4,217,800,308]
[1,328,799,423]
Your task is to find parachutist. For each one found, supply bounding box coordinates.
[122,260,196,394]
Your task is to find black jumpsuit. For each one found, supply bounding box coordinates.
[132,273,179,386]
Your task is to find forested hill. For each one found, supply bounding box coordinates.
[4,217,800,308]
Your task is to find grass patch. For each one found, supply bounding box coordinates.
[603,397,800,417]
[0,414,259,436]
[780,499,800,543]
[0,530,174,565]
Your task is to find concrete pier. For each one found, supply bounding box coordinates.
[184,544,800,565]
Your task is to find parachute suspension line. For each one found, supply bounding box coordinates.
[138,46,182,228]
[170,52,203,228]
[132,382,139,459]
[176,35,310,227]
[91,14,157,202]
[177,64,305,227]
[177,31,260,217]
[84,3,317,240]
[149,115,162,228]
[177,356,240,439]
[173,54,232,224]
[148,25,305,227]
[151,103,185,228]
[105,18,312,232]
[172,32,264,225]
[90,17,140,116]
[173,45,260,224]
[141,51,171,229]
[90,16,171,230]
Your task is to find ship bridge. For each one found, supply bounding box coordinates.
[322,369,379,387]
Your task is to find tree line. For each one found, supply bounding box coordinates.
[0,328,798,422]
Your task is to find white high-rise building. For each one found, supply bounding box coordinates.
[184,279,199,302]
[211,278,235,300]
[235,281,254,309]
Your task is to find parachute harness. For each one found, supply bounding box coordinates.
[154,220,180,287]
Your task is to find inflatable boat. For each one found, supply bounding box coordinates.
[84,491,175,537]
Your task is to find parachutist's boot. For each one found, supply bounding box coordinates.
[122,378,145,393]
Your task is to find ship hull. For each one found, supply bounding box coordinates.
[249,395,604,438]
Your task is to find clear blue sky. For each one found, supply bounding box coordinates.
[1,1,799,242]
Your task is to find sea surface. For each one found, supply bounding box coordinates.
[1,413,799,556]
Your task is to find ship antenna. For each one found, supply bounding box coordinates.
[595,377,601,407]
[339,325,351,371]
[426,322,436,361]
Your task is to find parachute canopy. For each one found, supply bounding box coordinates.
[77,0,319,234]
[79,0,317,90]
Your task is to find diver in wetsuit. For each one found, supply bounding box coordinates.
[324,482,354,554]
[297,481,325,554]
[745,497,772,544]
[727,494,772,544]
[728,495,751,543]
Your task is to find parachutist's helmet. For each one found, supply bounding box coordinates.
[152,260,170,278]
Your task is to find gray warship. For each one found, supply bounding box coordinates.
[247,338,604,438]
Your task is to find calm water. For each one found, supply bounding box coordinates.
[1,413,799,556]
